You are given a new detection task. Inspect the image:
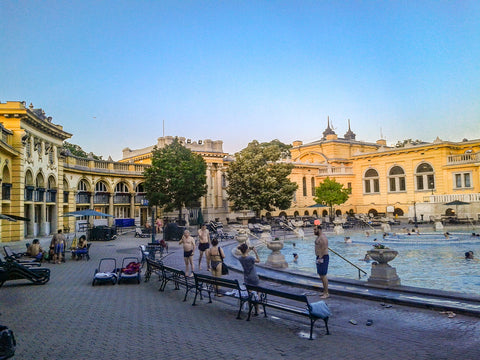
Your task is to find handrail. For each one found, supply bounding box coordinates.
[328,247,367,279]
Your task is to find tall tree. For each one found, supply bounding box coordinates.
[314,177,351,221]
[144,138,207,221]
[226,140,298,217]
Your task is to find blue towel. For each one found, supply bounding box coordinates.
[308,301,331,318]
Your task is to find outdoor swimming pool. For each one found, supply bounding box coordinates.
[256,231,480,295]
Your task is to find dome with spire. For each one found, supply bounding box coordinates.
[322,116,336,139]
[343,119,356,140]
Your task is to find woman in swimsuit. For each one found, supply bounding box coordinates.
[197,224,211,270]
[206,238,225,295]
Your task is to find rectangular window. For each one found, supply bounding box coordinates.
[389,178,396,192]
[373,179,379,193]
[364,180,371,193]
[416,176,424,190]
[399,177,406,191]
[427,175,435,189]
[455,174,462,188]
[454,172,472,189]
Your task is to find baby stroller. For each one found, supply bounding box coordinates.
[92,258,117,286]
[117,257,141,284]
[135,227,150,238]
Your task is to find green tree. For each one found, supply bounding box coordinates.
[63,142,102,160]
[226,140,298,217]
[314,177,351,221]
[143,138,207,221]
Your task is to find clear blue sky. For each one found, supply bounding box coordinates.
[1,1,479,159]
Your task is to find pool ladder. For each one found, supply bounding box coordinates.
[329,247,367,279]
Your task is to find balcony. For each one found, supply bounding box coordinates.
[113,194,131,204]
[318,166,353,176]
[94,193,110,204]
[46,190,57,203]
[2,183,11,200]
[423,193,480,203]
[447,152,480,165]
[76,192,90,204]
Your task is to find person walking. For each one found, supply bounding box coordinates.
[178,229,195,276]
[237,243,260,314]
[50,229,66,264]
[206,238,225,296]
[314,225,330,298]
[197,224,211,270]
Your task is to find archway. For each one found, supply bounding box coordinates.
[368,208,378,217]
[393,208,404,216]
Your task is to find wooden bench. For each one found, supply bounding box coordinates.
[160,265,196,302]
[192,273,250,319]
[144,257,164,283]
[245,284,331,340]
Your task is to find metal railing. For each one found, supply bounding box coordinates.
[328,247,367,279]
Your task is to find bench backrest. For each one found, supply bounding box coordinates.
[163,265,187,278]
[193,273,241,290]
[146,257,163,269]
[245,284,309,303]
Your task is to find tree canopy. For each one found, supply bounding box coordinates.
[226,140,298,217]
[63,142,102,160]
[143,138,207,219]
[314,177,351,220]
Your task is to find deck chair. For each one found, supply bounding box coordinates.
[0,254,50,287]
[72,243,91,261]
[3,246,40,265]
[92,258,117,286]
[117,257,141,284]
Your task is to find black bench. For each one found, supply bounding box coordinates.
[144,257,164,283]
[192,273,250,319]
[245,284,330,340]
[160,265,196,302]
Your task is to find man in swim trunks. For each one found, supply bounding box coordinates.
[179,229,196,276]
[197,224,211,270]
[314,225,329,298]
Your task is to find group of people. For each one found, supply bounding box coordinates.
[178,224,330,299]
[25,229,89,264]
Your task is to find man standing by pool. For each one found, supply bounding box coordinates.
[314,225,330,298]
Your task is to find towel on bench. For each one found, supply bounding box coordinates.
[308,301,331,318]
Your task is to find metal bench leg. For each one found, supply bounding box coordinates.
[324,318,330,335]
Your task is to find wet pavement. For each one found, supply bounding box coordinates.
[1,231,479,360]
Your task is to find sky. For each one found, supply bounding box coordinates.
[1,1,479,160]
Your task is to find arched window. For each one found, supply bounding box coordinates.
[311,177,315,196]
[95,181,108,193]
[388,166,406,192]
[78,179,89,191]
[364,168,379,194]
[302,177,307,196]
[114,182,129,193]
[415,163,435,191]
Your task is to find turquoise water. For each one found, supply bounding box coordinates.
[256,232,480,295]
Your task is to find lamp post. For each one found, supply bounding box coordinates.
[413,201,418,228]
[151,206,156,243]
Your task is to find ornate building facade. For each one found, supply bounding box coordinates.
[1,101,479,243]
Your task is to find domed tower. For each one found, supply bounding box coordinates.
[322,116,336,139]
[343,119,356,140]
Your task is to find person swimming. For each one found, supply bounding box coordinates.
[465,251,474,260]
[293,253,298,262]
[344,236,352,243]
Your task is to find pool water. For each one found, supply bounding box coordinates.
[256,232,480,295]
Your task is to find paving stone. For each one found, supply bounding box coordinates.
[1,232,479,359]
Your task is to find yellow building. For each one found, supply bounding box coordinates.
[281,120,480,223]
[1,101,479,243]
[0,101,231,243]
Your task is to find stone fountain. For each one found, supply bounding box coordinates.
[265,237,288,269]
[367,247,401,287]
